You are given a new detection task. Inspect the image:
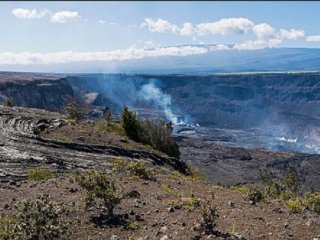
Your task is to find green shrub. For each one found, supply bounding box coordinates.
[0,216,19,240]
[139,119,180,158]
[303,193,320,213]
[109,158,128,173]
[121,107,180,158]
[230,186,250,194]
[121,106,141,142]
[66,101,83,123]
[3,98,13,107]
[199,196,219,234]
[94,119,125,136]
[13,194,69,239]
[126,161,155,180]
[247,186,264,203]
[265,180,286,199]
[76,171,121,217]
[285,198,303,213]
[185,165,207,182]
[284,169,298,193]
[27,167,55,181]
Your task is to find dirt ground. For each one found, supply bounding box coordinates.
[0,171,319,240]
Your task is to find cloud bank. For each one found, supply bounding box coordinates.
[0,46,210,65]
[50,11,81,23]
[141,17,319,50]
[12,8,81,23]
[12,8,50,19]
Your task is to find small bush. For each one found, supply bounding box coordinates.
[13,194,69,239]
[128,220,138,231]
[139,119,180,158]
[3,98,13,107]
[284,169,298,193]
[265,180,286,199]
[126,161,155,180]
[183,194,200,211]
[230,186,250,194]
[109,158,128,173]
[247,186,264,203]
[27,167,55,181]
[66,101,83,123]
[303,193,320,213]
[94,119,125,136]
[185,165,207,182]
[0,216,19,240]
[199,196,219,234]
[121,107,180,158]
[109,159,155,180]
[285,198,303,213]
[168,194,200,211]
[76,171,121,217]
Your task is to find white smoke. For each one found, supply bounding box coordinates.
[137,80,185,125]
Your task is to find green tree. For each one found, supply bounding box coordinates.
[66,101,83,122]
[3,98,13,107]
[284,169,298,193]
[121,106,140,141]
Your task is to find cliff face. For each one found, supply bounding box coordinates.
[67,73,320,129]
[0,74,74,111]
[153,73,320,129]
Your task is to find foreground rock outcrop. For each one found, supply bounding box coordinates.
[0,106,180,182]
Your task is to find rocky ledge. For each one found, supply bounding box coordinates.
[0,106,182,182]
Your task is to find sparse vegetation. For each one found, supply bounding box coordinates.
[12,194,69,239]
[198,196,219,234]
[126,161,155,180]
[284,169,298,193]
[303,192,320,213]
[231,170,320,214]
[121,107,180,158]
[247,185,264,203]
[139,118,180,158]
[285,198,303,213]
[168,193,200,211]
[0,215,19,240]
[27,167,55,181]
[109,159,155,180]
[76,170,121,218]
[128,220,138,231]
[93,119,125,136]
[66,101,83,123]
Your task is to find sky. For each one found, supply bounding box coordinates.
[1,1,320,71]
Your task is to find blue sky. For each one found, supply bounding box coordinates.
[0,1,320,71]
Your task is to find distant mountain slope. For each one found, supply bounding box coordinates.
[117,46,320,74]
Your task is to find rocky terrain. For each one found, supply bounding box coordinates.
[0,105,319,239]
[0,106,180,182]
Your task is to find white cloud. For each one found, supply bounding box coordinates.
[280,28,305,40]
[141,18,179,34]
[196,18,254,36]
[142,17,254,37]
[179,22,194,36]
[306,35,320,42]
[12,8,50,19]
[50,11,81,23]
[0,46,209,65]
[253,23,275,39]
[99,20,117,26]
[234,37,283,50]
